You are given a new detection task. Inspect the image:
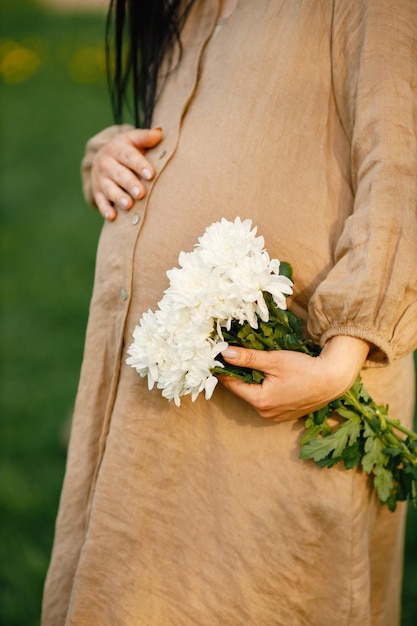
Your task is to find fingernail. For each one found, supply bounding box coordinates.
[120,197,129,208]
[104,210,111,220]
[132,186,140,198]
[153,126,163,132]
[141,168,152,180]
[222,348,238,359]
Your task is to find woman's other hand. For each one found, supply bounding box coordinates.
[91,127,163,221]
[219,335,370,422]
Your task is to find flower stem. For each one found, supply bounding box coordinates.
[385,416,417,441]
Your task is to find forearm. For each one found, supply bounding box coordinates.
[318,335,370,399]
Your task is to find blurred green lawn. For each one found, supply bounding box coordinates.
[0,1,416,625]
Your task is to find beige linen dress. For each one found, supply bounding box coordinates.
[42,1,417,624]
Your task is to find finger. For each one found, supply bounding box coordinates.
[94,191,117,221]
[117,127,163,179]
[98,163,147,206]
[93,173,140,212]
[219,373,290,421]
[99,151,151,197]
[126,127,163,150]
[110,143,156,182]
[221,346,278,372]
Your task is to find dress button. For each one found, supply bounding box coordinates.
[132,213,140,225]
[119,288,128,301]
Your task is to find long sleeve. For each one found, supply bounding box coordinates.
[80,124,134,206]
[308,0,417,364]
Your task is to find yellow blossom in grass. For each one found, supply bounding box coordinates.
[0,38,42,84]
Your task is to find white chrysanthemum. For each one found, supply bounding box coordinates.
[225,251,293,319]
[155,329,227,407]
[196,217,264,269]
[166,251,215,310]
[182,338,227,402]
[127,217,293,406]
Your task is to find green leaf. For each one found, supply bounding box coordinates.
[374,466,394,503]
[404,463,417,480]
[334,407,362,422]
[357,381,371,403]
[279,261,293,280]
[299,433,340,463]
[341,442,362,469]
[312,405,333,425]
[252,369,265,384]
[335,417,362,455]
[361,423,386,474]
[383,446,403,459]
[301,423,327,446]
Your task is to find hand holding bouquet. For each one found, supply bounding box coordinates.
[127,218,417,511]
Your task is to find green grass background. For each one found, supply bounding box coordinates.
[1,1,416,624]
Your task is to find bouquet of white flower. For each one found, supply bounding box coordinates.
[127,217,417,511]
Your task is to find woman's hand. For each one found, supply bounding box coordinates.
[219,335,370,422]
[90,127,163,221]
